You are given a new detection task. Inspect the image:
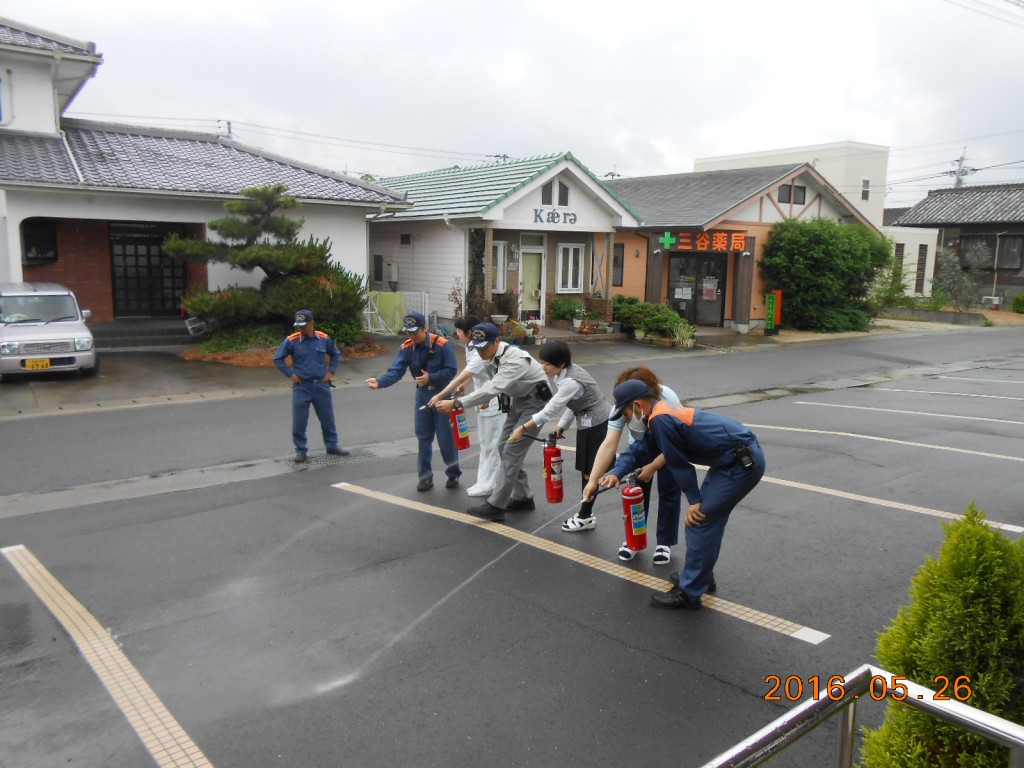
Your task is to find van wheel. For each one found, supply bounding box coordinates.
[81,358,100,377]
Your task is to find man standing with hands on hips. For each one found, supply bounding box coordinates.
[365,312,462,492]
[273,309,348,463]
[597,379,765,610]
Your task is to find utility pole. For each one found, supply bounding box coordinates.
[948,147,976,188]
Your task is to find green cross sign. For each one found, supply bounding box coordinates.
[658,231,677,250]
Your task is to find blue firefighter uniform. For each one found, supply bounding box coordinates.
[612,402,765,602]
[375,333,461,484]
[274,330,342,453]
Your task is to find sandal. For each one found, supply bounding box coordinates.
[652,545,671,566]
[618,543,638,561]
[562,515,596,532]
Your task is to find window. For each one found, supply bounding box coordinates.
[400,233,412,246]
[777,184,806,205]
[372,254,384,284]
[21,218,58,263]
[491,241,507,293]
[557,243,584,292]
[997,235,1023,270]
[541,180,570,207]
[915,244,928,294]
[612,244,624,286]
[861,180,871,202]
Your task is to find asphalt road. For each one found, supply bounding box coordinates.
[1,325,1023,767]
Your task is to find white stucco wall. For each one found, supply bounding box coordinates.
[0,56,61,134]
[695,141,888,229]
[0,187,371,286]
[884,225,937,296]
[497,172,619,232]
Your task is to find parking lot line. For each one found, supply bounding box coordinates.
[794,401,1024,427]
[760,476,1024,534]
[332,482,831,645]
[746,423,1024,463]
[878,388,1024,401]
[1,545,213,768]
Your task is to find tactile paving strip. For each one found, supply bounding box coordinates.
[2,545,213,767]
[333,483,830,645]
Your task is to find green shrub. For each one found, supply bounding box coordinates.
[612,294,642,333]
[860,503,1024,767]
[262,265,366,346]
[1012,294,1024,314]
[638,302,695,341]
[550,297,586,320]
[182,286,266,329]
[196,325,281,353]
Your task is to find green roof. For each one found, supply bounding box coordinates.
[381,152,640,222]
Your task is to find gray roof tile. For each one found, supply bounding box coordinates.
[895,184,1024,226]
[0,119,407,206]
[0,17,98,58]
[607,165,804,228]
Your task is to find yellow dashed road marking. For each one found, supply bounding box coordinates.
[2,545,212,768]
[333,482,830,645]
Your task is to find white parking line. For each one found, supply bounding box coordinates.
[332,482,831,645]
[878,388,1024,401]
[794,401,1024,427]
[745,423,1024,463]
[937,375,1024,385]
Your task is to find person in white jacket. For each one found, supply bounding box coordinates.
[427,315,502,497]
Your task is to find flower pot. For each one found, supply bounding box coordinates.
[491,314,508,324]
[572,318,582,328]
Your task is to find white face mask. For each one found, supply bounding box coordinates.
[628,405,646,433]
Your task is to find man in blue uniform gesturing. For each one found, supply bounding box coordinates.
[365,312,462,492]
[598,379,766,610]
[274,309,348,463]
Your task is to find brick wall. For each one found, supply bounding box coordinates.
[24,220,114,321]
[22,220,209,322]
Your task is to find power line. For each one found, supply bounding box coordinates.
[938,0,1024,28]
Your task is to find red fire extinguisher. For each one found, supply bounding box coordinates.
[621,473,648,553]
[542,432,564,503]
[450,406,471,450]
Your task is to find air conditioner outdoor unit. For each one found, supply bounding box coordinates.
[981,296,1001,308]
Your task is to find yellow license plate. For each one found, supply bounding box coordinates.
[26,359,51,370]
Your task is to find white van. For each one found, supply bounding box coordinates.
[0,282,98,381]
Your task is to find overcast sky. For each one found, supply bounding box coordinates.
[7,0,1024,207]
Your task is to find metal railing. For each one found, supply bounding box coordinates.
[701,664,1024,768]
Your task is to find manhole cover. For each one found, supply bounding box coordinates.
[289,448,377,470]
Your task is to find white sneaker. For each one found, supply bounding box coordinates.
[466,485,494,497]
[561,515,596,532]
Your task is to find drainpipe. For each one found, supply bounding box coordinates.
[59,130,86,185]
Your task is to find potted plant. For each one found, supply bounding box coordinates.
[572,302,588,329]
[549,297,586,330]
[509,321,527,345]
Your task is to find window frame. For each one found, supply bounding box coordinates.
[861,179,871,202]
[612,243,624,287]
[21,218,59,264]
[556,242,584,293]
[491,241,507,293]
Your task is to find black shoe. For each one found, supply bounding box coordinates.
[506,497,536,511]
[445,477,460,489]
[293,452,307,463]
[326,447,350,457]
[650,587,701,610]
[669,572,717,594]
[466,502,506,522]
[417,479,434,492]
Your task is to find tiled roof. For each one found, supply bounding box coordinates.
[0,17,98,59]
[883,207,911,227]
[0,119,407,206]
[381,152,638,221]
[895,184,1024,226]
[607,165,805,228]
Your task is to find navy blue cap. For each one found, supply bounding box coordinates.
[467,322,500,349]
[402,311,426,332]
[609,379,656,421]
[293,309,314,327]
